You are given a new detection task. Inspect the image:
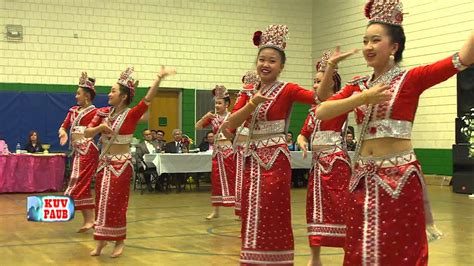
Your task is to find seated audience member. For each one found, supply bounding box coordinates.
[153,129,166,152]
[165,129,184,153]
[346,132,356,151]
[0,137,8,154]
[164,128,187,192]
[288,131,306,187]
[347,125,355,135]
[136,129,158,192]
[286,131,297,151]
[151,129,158,141]
[24,131,44,153]
[198,131,214,152]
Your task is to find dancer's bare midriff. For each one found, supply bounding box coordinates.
[216,139,232,146]
[360,138,412,157]
[106,144,130,155]
[71,133,87,143]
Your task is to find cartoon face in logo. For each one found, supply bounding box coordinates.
[27,196,42,221]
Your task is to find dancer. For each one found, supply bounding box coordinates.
[228,71,260,220]
[195,85,235,219]
[59,72,98,233]
[85,66,175,258]
[231,71,260,218]
[223,24,317,265]
[315,1,473,264]
[296,51,352,266]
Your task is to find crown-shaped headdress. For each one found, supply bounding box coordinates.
[253,24,289,51]
[241,71,261,90]
[212,85,229,99]
[315,50,342,92]
[315,50,338,73]
[364,0,404,26]
[117,66,139,98]
[78,72,95,92]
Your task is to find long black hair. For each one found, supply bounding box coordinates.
[118,84,132,105]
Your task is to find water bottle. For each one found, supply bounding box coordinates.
[16,143,21,154]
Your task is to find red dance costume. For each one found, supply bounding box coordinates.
[238,81,314,265]
[88,100,148,241]
[231,86,255,216]
[201,112,235,207]
[328,54,463,265]
[300,104,351,248]
[62,105,99,210]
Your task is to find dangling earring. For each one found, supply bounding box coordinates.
[389,54,395,65]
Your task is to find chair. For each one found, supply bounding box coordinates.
[134,157,170,194]
[134,158,157,194]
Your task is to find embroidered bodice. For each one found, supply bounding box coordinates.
[233,81,315,136]
[328,54,462,140]
[202,112,231,140]
[88,100,149,144]
[301,104,347,146]
[61,105,97,134]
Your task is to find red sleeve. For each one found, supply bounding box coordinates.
[288,83,315,104]
[80,109,97,126]
[299,113,313,140]
[406,55,459,95]
[127,99,149,124]
[60,110,73,129]
[327,84,356,101]
[201,117,212,128]
[88,107,108,128]
[323,84,359,118]
[232,92,250,113]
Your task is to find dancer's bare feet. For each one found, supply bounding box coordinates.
[77,222,94,233]
[110,240,125,258]
[307,257,323,266]
[206,212,219,220]
[78,209,95,233]
[307,246,322,266]
[90,240,107,256]
[426,223,443,241]
[206,206,219,220]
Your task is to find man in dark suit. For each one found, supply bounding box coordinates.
[195,131,214,190]
[153,129,166,152]
[165,129,184,153]
[198,131,214,152]
[164,129,186,192]
[135,129,158,192]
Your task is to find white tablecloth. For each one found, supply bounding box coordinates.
[144,151,317,175]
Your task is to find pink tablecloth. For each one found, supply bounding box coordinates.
[0,153,66,193]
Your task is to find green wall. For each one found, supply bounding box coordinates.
[414,148,453,176]
[288,103,311,136]
[181,88,196,143]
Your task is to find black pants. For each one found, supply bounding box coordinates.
[171,173,187,192]
[291,169,308,188]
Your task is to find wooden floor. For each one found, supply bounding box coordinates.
[0,184,473,265]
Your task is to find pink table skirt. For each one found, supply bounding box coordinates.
[0,153,66,193]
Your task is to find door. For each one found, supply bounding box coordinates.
[149,90,180,143]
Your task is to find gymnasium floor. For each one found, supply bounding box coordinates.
[0,185,472,265]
